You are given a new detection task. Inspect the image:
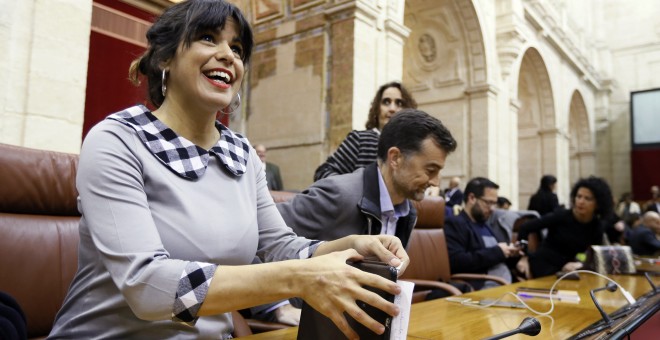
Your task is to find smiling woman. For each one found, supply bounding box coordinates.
[47,1,410,339]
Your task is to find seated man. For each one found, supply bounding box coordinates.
[444,177,520,290]
[626,211,660,256]
[254,143,283,191]
[279,109,457,246]
[445,176,463,208]
[251,109,458,323]
[645,185,660,213]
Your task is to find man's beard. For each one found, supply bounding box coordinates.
[392,175,425,201]
[471,204,487,223]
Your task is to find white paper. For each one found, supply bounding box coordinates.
[390,280,414,340]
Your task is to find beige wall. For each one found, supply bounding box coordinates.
[599,0,660,198]
[0,0,92,153]
[2,0,659,200]
[244,0,409,190]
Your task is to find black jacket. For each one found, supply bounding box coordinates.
[518,208,604,277]
[444,211,509,284]
[527,190,559,216]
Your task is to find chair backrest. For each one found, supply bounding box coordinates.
[0,143,81,338]
[411,195,446,229]
[400,228,452,282]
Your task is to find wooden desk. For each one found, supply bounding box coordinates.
[240,273,660,339]
[634,256,660,273]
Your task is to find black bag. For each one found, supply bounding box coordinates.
[297,260,397,340]
[0,291,27,340]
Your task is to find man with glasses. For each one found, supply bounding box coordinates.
[444,177,521,289]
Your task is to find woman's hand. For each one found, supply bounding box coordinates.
[516,256,531,279]
[298,249,402,340]
[562,261,583,272]
[350,235,410,275]
[314,235,410,275]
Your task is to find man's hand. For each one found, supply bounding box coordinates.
[497,242,519,258]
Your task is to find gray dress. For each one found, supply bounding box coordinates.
[49,106,316,339]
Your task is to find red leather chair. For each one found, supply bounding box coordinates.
[401,228,509,302]
[0,143,277,338]
[0,143,80,339]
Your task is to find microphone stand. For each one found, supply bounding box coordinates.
[644,272,658,293]
[482,317,541,340]
[589,282,618,326]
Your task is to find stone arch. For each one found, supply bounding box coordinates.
[403,0,492,186]
[568,90,594,185]
[517,47,557,208]
[403,0,490,91]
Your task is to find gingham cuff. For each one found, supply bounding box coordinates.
[299,240,323,259]
[172,262,217,324]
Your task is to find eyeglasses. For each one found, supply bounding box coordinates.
[478,197,498,208]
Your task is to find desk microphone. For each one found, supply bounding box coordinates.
[481,317,541,340]
[589,282,618,325]
[644,272,657,293]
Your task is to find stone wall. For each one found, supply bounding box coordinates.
[0,0,92,153]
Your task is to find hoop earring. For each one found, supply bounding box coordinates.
[161,70,167,97]
[221,92,241,114]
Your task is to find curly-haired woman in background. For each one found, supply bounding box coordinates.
[516,176,614,278]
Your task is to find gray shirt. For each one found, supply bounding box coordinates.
[49,113,314,339]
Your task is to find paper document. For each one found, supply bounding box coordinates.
[390,280,414,340]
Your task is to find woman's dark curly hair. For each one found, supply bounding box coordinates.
[570,176,614,218]
[365,82,417,130]
[128,0,254,108]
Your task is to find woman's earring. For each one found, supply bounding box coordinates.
[161,70,167,97]
[220,92,241,114]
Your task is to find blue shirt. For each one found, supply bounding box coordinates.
[377,168,410,236]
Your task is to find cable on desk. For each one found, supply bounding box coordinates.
[460,270,637,317]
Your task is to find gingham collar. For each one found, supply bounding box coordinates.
[107,105,250,180]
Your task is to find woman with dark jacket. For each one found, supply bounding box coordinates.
[516,176,614,278]
[527,175,559,216]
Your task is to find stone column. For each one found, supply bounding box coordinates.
[465,84,499,178]
[325,0,409,150]
[0,0,92,153]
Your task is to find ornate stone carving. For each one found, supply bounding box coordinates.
[418,33,437,62]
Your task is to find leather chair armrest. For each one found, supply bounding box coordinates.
[450,273,509,287]
[245,318,291,334]
[404,279,463,296]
